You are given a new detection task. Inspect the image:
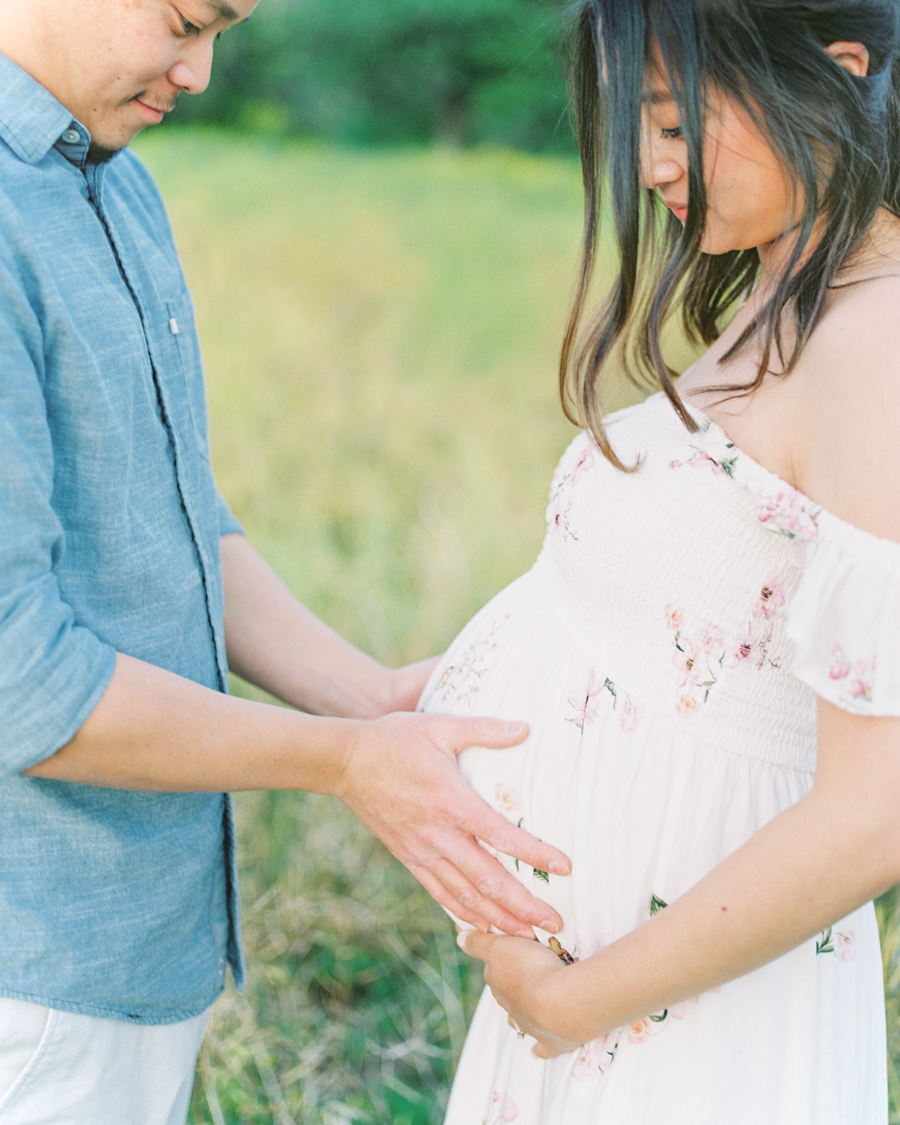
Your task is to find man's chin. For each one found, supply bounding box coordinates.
[87,141,123,164]
[87,126,144,163]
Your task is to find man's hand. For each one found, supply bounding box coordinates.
[384,657,441,713]
[458,930,583,1057]
[335,711,571,936]
[221,534,439,720]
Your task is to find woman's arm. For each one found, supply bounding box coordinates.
[461,700,900,1055]
[462,277,900,1050]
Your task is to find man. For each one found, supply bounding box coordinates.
[0,1,569,1121]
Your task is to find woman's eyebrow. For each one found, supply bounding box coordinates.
[643,89,676,106]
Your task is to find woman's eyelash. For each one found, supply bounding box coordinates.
[661,126,684,140]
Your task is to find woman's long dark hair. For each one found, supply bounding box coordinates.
[561,0,900,469]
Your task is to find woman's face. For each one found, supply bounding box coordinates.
[639,67,798,256]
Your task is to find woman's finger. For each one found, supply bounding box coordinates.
[457,927,504,963]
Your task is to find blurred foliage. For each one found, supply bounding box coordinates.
[171,0,575,151]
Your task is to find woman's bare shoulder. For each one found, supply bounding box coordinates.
[792,273,900,542]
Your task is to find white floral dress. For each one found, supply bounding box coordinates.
[418,392,896,1125]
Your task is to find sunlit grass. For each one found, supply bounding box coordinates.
[135,130,900,1124]
[137,129,585,1123]
[138,132,584,665]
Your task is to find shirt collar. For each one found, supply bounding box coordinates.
[0,51,89,167]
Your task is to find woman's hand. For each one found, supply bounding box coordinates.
[458,930,586,1058]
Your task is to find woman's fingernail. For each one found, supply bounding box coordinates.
[503,720,527,736]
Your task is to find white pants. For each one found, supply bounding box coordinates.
[0,997,209,1125]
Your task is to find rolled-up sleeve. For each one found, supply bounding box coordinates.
[217,491,244,539]
[0,260,116,773]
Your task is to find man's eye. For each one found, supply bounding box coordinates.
[181,15,202,34]
[661,126,684,140]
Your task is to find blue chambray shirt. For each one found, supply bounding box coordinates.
[0,53,245,1023]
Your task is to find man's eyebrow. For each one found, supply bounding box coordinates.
[205,0,245,22]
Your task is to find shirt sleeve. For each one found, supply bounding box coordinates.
[786,510,900,717]
[217,491,244,538]
[0,256,117,773]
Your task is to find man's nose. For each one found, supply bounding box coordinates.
[168,39,215,96]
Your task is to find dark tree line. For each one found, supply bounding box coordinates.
[171,0,575,151]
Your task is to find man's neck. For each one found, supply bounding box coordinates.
[0,3,71,118]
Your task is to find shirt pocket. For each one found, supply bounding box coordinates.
[166,291,210,458]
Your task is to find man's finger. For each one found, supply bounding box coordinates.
[445,715,530,752]
[462,801,571,880]
[411,867,491,933]
[432,829,564,932]
[418,855,537,937]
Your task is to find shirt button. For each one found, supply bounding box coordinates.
[61,128,81,144]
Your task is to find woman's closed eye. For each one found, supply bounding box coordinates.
[661,126,684,140]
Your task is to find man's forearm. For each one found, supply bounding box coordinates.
[221,532,431,718]
[24,651,354,793]
[23,651,571,936]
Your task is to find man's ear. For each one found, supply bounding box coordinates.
[824,40,870,78]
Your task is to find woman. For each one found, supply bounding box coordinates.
[418,0,900,1120]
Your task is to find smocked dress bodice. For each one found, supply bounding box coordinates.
[420,392,898,1125]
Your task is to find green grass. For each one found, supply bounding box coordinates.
[137,132,585,663]
[134,129,900,1124]
[136,129,586,1124]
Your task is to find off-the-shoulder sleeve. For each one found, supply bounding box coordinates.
[787,511,900,716]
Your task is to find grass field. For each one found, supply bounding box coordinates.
[135,129,900,1124]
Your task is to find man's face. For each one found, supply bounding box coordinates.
[46,0,257,154]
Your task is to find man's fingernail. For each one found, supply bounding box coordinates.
[549,861,570,876]
[541,920,560,934]
[516,929,534,939]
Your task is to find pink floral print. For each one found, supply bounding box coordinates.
[566,669,608,732]
[618,694,643,731]
[828,643,877,706]
[571,1035,617,1079]
[817,926,856,961]
[485,1091,518,1123]
[566,670,641,732]
[429,614,511,708]
[494,783,521,819]
[756,490,819,541]
[665,603,726,712]
[753,575,786,620]
[835,931,856,961]
[627,1018,651,1044]
[548,443,594,543]
[668,445,738,478]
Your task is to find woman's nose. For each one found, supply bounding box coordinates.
[639,133,683,191]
